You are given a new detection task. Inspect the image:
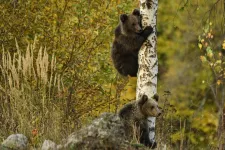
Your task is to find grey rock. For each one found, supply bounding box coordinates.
[64,113,129,150]
[1,134,28,150]
[41,140,57,150]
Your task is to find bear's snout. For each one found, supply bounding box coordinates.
[157,113,161,117]
[137,28,143,33]
[156,106,162,117]
[136,28,143,33]
[135,25,142,33]
[157,111,162,117]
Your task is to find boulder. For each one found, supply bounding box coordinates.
[64,113,129,150]
[41,140,57,150]
[1,134,28,150]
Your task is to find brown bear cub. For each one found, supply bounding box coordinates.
[119,94,161,148]
[111,9,154,77]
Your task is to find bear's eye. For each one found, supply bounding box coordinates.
[151,106,154,109]
[132,23,135,26]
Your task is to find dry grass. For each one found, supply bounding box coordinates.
[0,39,64,147]
[0,39,129,148]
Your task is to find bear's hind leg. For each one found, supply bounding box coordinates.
[119,56,138,77]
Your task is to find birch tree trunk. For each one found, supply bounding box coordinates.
[137,0,158,147]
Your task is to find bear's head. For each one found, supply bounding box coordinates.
[138,94,162,117]
[120,9,142,35]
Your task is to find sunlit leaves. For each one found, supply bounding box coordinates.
[191,111,217,144]
[200,56,207,63]
[198,43,202,50]
[198,21,224,90]
[206,46,213,58]
[170,129,185,143]
[206,32,213,39]
[69,16,79,24]
[198,22,224,82]
[0,0,136,144]
[217,80,221,85]
[197,22,225,147]
[222,40,225,50]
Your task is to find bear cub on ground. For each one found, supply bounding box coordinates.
[119,94,161,148]
[111,9,154,77]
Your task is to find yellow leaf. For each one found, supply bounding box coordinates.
[217,80,221,85]
[215,60,222,64]
[94,31,99,35]
[207,51,213,58]
[207,32,212,38]
[198,43,202,49]
[53,14,57,19]
[45,6,50,11]
[200,56,207,62]
[70,17,79,24]
[222,42,225,50]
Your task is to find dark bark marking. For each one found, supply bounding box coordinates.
[141,3,146,9]
[151,73,158,80]
[149,127,155,131]
[153,35,157,42]
[144,40,152,47]
[148,119,152,123]
[145,81,156,87]
[145,81,151,86]
[149,54,156,58]
[146,0,153,9]
[151,60,158,69]
[139,64,150,73]
[141,72,153,79]
[143,22,148,26]
[144,48,148,58]
[146,59,151,66]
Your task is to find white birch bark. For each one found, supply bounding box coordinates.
[137,0,158,146]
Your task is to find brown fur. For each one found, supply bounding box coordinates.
[118,94,161,147]
[111,9,153,77]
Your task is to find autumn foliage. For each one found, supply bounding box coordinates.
[0,0,225,149]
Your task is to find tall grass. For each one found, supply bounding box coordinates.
[0,39,130,148]
[0,39,64,146]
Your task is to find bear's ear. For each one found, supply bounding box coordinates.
[132,9,140,16]
[138,94,148,106]
[152,94,159,102]
[120,14,128,23]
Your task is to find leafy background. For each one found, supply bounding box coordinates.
[0,0,225,149]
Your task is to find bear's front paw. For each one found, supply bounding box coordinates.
[145,26,153,33]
